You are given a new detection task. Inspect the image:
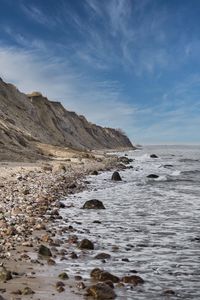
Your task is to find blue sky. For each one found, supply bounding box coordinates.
[0,0,200,144]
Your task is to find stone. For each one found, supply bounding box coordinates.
[91,170,98,175]
[163,289,175,295]
[56,281,65,288]
[90,268,119,283]
[119,156,133,164]
[147,174,159,179]
[76,281,86,289]
[58,272,69,280]
[74,275,82,281]
[121,275,144,285]
[94,253,111,260]
[38,244,52,257]
[47,258,56,265]
[87,283,116,299]
[0,265,12,282]
[150,154,158,158]
[99,271,119,283]
[111,171,122,181]
[82,199,105,209]
[22,287,35,295]
[79,239,94,250]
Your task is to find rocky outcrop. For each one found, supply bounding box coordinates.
[0,78,134,161]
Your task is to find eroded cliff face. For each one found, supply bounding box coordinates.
[0,78,134,161]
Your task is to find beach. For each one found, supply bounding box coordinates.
[0,150,121,300]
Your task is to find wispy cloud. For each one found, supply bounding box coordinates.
[21,3,57,27]
[0,45,135,130]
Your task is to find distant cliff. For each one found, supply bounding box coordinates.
[0,78,134,161]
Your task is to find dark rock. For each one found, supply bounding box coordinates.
[57,201,66,208]
[79,239,94,250]
[93,220,102,224]
[90,268,103,280]
[56,281,65,288]
[0,266,12,282]
[111,171,122,181]
[70,252,78,259]
[38,245,52,257]
[116,163,127,170]
[104,280,114,289]
[87,283,116,299]
[122,258,129,262]
[95,253,111,260]
[76,282,86,289]
[121,275,144,285]
[119,156,133,164]
[22,287,35,295]
[82,199,105,209]
[91,170,98,175]
[150,154,158,158]
[147,174,159,179]
[57,286,65,293]
[90,268,119,283]
[74,275,82,281]
[58,272,69,280]
[99,271,119,283]
[163,289,176,295]
[47,258,56,265]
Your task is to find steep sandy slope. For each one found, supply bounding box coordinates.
[0,78,134,161]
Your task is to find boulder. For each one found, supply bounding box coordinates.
[0,266,12,282]
[82,199,105,209]
[94,253,111,260]
[150,154,158,158]
[99,271,119,283]
[22,287,35,295]
[87,283,116,299]
[111,171,122,181]
[121,275,144,285]
[91,170,98,175]
[79,239,94,250]
[90,268,119,283]
[38,245,52,257]
[147,174,159,179]
[119,157,133,164]
[58,272,69,280]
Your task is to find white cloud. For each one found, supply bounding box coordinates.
[0,45,135,131]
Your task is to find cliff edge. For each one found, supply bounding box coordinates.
[0,78,134,161]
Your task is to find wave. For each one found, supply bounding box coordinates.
[179,158,200,163]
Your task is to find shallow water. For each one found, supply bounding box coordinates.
[61,145,200,299]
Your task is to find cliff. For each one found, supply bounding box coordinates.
[0,78,134,161]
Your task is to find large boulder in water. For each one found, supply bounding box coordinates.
[82,199,105,209]
[90,268,119,283]
[147,174,159,179]
[87,283,116,299]
[79,239,94,250]
[111,171,122,181]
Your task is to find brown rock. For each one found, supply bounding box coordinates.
[87,283,116,299]
[121,275,144,285]
[79,239,94,250]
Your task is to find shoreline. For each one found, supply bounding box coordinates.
[0,151,123,299]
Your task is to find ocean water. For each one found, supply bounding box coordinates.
[61,145,200,299]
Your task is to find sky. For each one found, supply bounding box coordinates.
[0,0,200,144]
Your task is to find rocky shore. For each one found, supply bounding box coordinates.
[0,151,138,299]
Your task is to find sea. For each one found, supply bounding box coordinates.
[61,145,200,299]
